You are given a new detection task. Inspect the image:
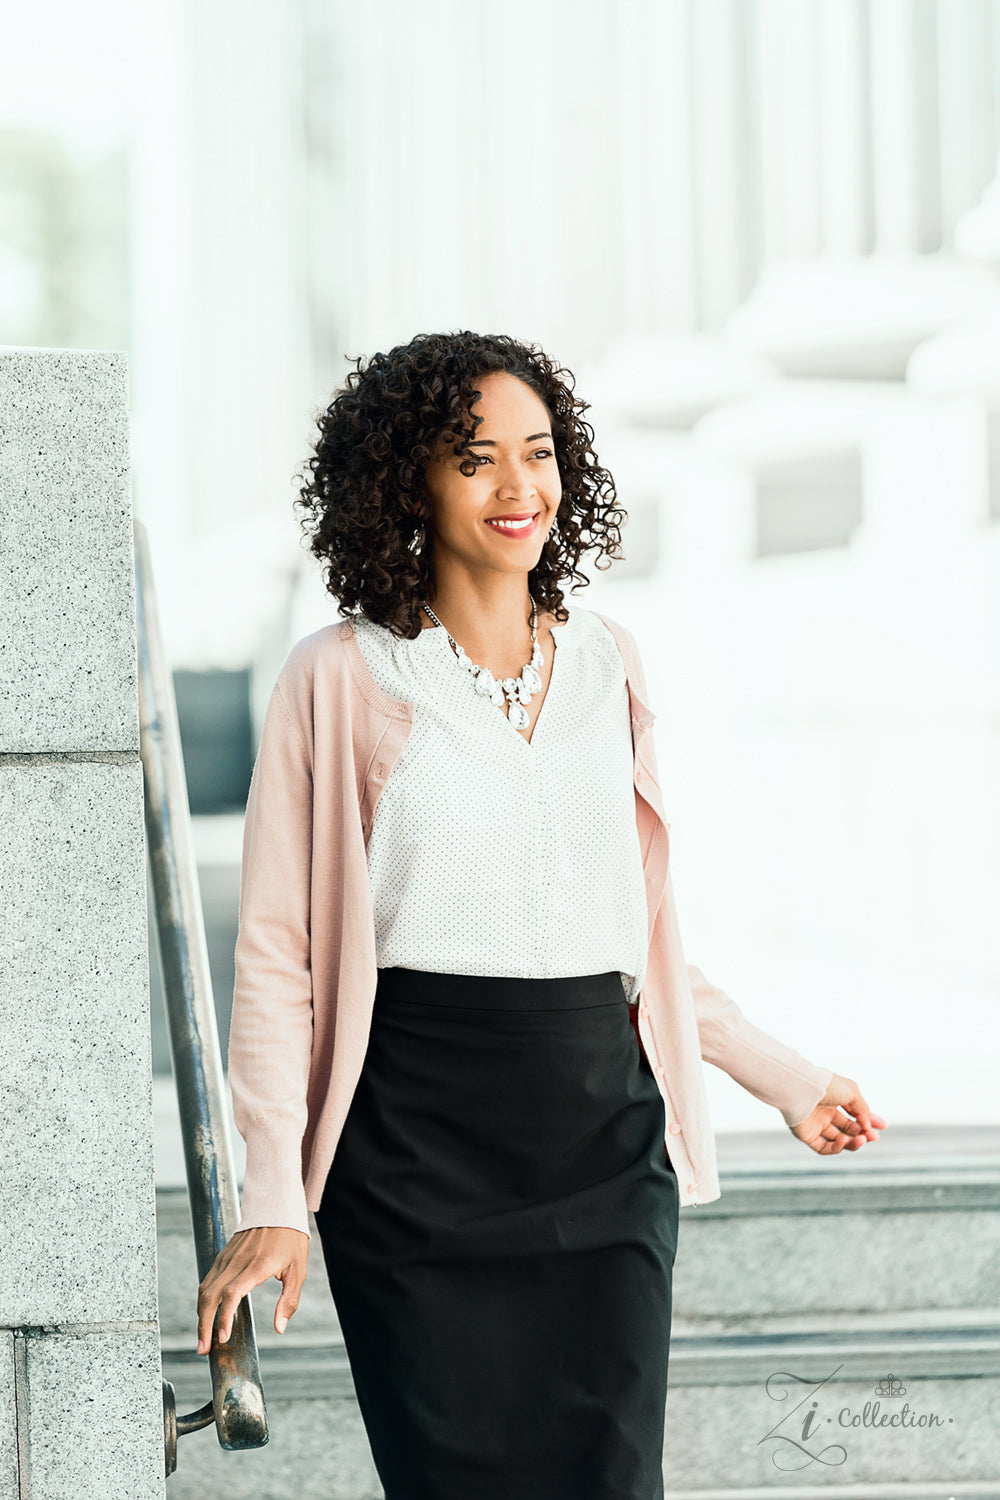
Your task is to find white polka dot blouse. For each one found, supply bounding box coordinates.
[351,604,650,1004]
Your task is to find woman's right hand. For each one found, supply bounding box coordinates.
[196,1226,310,1354]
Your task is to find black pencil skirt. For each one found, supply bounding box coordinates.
[314,966,680,1500]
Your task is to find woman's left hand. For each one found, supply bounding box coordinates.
[790,1072,887,1154]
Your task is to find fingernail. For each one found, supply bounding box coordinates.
[220,1328,229,1344]
[276,1315,288,1334]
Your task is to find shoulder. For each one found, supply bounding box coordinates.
[274,616,414,727]
[574,605,641,661]
[573,606,653,708]
[273,620,358,705]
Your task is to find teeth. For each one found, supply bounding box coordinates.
[488,516,535,530]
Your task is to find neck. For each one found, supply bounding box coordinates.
[421,575,538,653]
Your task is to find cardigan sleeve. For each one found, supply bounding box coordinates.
[686,956,834,1128]
[623,618,834,1129]
[227,677,314,1237]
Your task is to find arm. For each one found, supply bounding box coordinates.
[652,850,835,1128]
[624,618,846,1132]
[689,948,884,1148]
[687,956,833,1128]
[198,673,314,1355]
[619,610,884,1148]
[226,676,315,1237]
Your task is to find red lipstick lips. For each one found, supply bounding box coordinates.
[484,512,540,536]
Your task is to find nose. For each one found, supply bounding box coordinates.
[495,455,539,502]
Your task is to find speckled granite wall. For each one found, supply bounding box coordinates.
[0,349,163,1499]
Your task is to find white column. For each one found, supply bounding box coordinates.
[646,0,700,334]
[688,0,760,327]
[0,349,163,1498]
[817,0,876,254]
[301,0,707,375]
[130,0,312,554]
[869,0,943,252]
[180,0,312,534]
[936,0,1000,243]
[753,0,825,262]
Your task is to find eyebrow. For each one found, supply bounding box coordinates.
[465,431,552,448]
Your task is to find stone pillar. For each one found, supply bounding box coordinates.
[0,350,163,1498]
[869,0,943,253]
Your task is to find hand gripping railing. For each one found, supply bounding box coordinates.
[133,519,268,1475]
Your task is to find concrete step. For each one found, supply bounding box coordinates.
[654,1490,1000,1499]
[159,1317,1000,1497]
[662,1317,1000,1493]
[672,1163,1000,1322]
[156,1141,1000,1341]
[155,1130,1000,1496]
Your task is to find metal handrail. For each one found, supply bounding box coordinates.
[133,518,268,1475]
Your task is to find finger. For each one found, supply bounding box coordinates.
[197,1289,243,1353]
[858,1108,887,1138]
[197,1266,238,1349]
[275,1262,308,1335]
[197,1286,225,1355]
[200,1265,267,1350]
[216,1285,255,1345]
[196,1266,237,1353]
[195,1235,261,1352]
[821,1122,851,1152]
[217,1258,281,1341]
[843,1093,877,1136]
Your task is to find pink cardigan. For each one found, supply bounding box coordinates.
[227,609,833,1237]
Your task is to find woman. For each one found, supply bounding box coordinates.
[197,331,885,1499]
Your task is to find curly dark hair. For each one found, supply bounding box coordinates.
[294,331,626,639]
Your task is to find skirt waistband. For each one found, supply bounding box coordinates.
[375,966,627,1011]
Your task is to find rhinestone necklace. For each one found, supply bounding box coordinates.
[419,599,544,731]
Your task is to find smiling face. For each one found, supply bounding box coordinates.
[420,371,562,582]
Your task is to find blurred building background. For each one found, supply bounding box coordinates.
[4,0,999,1139]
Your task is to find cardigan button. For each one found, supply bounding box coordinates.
[374,763,386,778]
[687,1183,698,1195]
[668,1121,682,1135]
[654,1065,666,1080]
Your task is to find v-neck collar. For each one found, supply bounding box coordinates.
[417,609,572,750]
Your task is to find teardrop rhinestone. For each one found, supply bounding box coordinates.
[490,684,505,706]
[474,668,497,697]
[522,663,542,694]
[508,700,530,729]
[502,677,519,697]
